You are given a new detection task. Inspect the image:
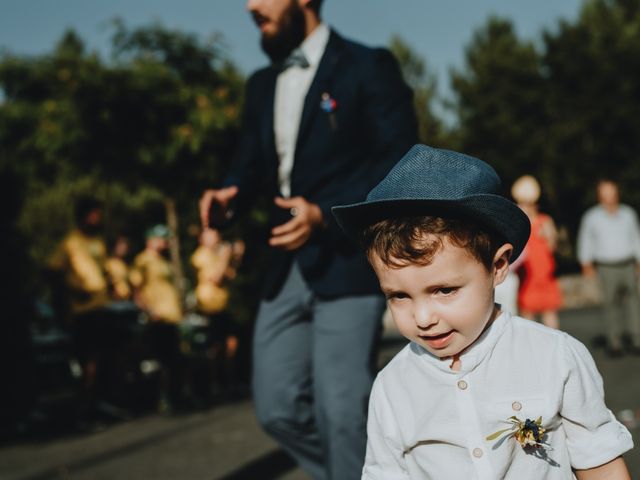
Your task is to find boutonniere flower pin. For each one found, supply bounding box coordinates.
[320,92,338,113]
[486,416,550,450]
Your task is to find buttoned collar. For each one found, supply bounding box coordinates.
[413,309,510,375]
[299,23,330,69]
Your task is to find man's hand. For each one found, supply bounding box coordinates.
[199,186,239,229]
[582,263,596,278]
[270,196,324,251]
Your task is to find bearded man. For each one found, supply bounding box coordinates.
[200,1,417,478]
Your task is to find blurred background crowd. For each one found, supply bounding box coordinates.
[1,0,640,463]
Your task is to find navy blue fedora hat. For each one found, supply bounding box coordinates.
[332,144,531,261]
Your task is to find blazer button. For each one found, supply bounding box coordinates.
[457,380,468,390]
[472,447,483,458]
[512,401,522,411]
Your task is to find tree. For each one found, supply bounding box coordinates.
[0,23,245,303]
[542,0,640,230]
[451,3,640,242]
[388,36,454,148]
[451,17,548,192]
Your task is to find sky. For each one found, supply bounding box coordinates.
[0,0,584,110]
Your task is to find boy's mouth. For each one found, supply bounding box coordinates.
[420,330,454,349]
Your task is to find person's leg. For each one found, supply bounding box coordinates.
[148,322,183,412]
[520,309,535,321]
[620,263,640,348]
[312,294,386,480]
[597,265,623,351]
[541,310,559,329]
[252,263,325,480]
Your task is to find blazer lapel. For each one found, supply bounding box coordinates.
[295,30,344,152]
[261,66,279,167]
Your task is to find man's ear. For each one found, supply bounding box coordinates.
[492,243,513,286]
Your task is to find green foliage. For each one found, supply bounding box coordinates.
[451,17,547,189]
[542,0,640,229]
[451,2,640,243]
[5,1,640,314]
[0,22,251,319]
[389,36,455,148]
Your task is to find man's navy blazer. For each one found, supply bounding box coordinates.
[225,30,418,299]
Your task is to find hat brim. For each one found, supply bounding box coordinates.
[332,194,531,262]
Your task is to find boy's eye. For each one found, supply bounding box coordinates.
[386,292,408,301]
[437,287,457,296]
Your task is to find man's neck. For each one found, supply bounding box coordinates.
[302,12,321,38]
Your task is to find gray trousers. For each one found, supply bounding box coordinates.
[252,262,385,480]
[596,262,640,348]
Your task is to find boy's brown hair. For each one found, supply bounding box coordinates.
[362,215,507,271]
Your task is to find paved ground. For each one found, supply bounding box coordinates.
[2,306,639,480]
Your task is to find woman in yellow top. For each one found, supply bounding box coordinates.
[130,225,182,324]
[130,225,184,411]
[191,228,233,315]
[191,229,244,400]
[48,225,109,316]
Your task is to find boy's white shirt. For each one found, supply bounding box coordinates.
[363,311,633,480]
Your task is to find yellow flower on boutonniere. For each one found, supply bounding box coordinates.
[486,416,548,449]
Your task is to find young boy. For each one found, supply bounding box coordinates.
[332,145,633,479]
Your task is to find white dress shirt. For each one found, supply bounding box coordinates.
[577,204,640,264]
[274,23,330,198]
[363,312,633,479]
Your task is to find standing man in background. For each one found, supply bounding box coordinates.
[199,0,417,477]
[48,196,112,418]
[577,179,640,356]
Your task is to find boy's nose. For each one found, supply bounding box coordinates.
[414,303,438,329]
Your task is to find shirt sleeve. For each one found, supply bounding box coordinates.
[559,334,633,469]
[362,376,410,480]
[629,207,640,261]
[576,211,595,265]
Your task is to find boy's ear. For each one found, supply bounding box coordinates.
[492,243,513,286]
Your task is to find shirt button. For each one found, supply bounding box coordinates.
[472,447,483,458]
[512,401,522,411]
[457,380,468,390]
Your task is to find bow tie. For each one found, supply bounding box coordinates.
[280,48,310,71]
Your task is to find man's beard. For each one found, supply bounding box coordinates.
[260,1,306,64]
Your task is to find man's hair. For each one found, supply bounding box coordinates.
[597,177,618,188]
[74,195,103,225]
[362,216,507,271]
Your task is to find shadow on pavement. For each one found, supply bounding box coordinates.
[217,448,296,480]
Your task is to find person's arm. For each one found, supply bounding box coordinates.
[560,335,634,472]
[576,212,596,277]
[629,208,640,269]
[362,379,410,480]
[575,456,631,479]
[541,215,558,251]
[200,72,266,229]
